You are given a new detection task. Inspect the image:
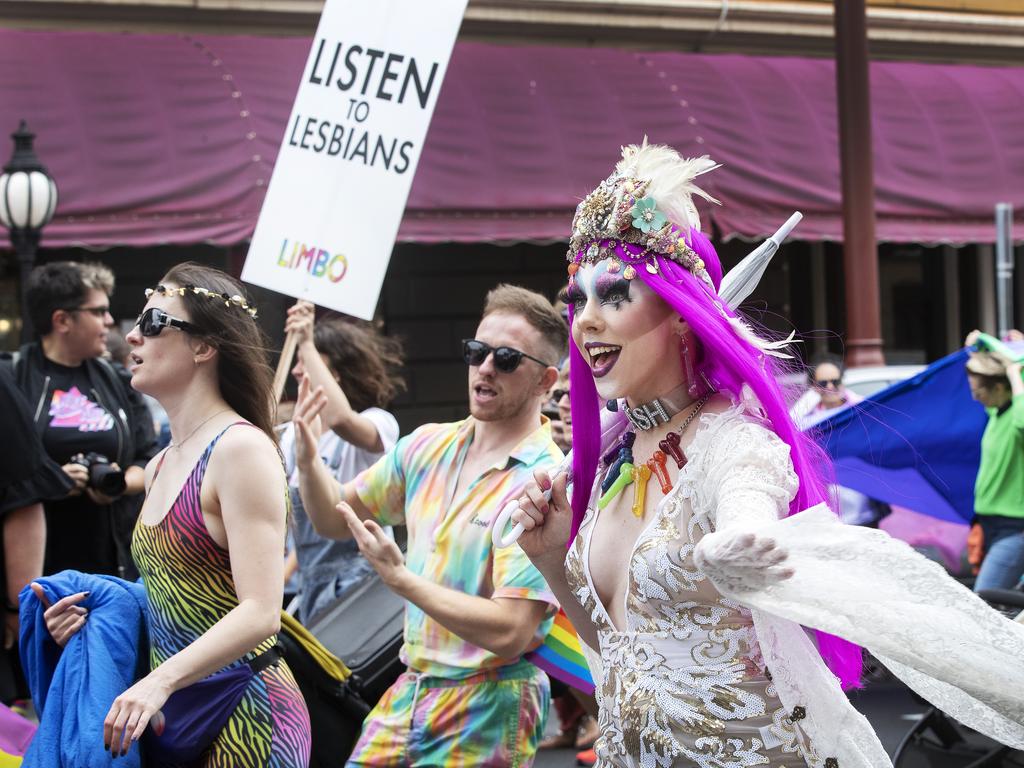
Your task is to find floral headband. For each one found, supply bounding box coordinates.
[145,284,258,319]
[567,171,714,290]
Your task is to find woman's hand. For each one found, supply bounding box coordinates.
[292,376,327,470]
[104,673,173,757]
[285,300,315,348]
[29,583,88,647]
[61,462,88,497]
[511,470,572,567]
[693,530,794,593]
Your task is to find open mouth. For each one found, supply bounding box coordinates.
[473,382,498,401]
[585,343,622,378]
[129,353,143,369]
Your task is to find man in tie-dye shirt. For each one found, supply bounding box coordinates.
[294,284,567,767]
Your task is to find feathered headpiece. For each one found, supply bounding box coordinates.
[567,140,719,287]
[568,140,801,359]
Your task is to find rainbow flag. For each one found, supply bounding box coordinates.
[526,608,595,695]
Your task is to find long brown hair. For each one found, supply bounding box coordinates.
[160,262,275,441]
[313,317,406,412]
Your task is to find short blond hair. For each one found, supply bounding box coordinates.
[482,284,567,365]
[79,262,115,295]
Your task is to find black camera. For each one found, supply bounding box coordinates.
[69,452,127,498]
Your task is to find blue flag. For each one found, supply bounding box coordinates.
[809,349,986,523]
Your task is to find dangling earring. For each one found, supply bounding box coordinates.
[681,333,700,399]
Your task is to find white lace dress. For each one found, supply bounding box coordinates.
[564,402,1024,768]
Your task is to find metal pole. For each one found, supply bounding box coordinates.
[12,228,39,343]
[834,0,885,367]
[995,202,1015,337]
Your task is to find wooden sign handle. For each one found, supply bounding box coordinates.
[272,329,299,407]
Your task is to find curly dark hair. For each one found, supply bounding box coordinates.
[313,317,406,412]
[159,262,276,441]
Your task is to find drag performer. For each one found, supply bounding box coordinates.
[36,263,311,765]
[510,142,1024,767]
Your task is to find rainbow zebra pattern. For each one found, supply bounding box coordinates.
[131,425,311,767]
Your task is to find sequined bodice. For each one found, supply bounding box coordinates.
[564,408,813,768]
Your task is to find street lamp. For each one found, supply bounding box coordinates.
[0,120,58,342]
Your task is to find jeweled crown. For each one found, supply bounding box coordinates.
[567,143,719,287]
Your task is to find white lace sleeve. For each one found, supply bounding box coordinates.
[710,504,1024,749]
[686,409,1024,750]
[689,414,798,532]
[689,415,802,592]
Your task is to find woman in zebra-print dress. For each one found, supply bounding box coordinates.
[46,262,311,766]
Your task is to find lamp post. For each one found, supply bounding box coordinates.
[0,120,58,342]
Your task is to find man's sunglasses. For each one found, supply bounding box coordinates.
[462,339,552,374]
[135,307,198,338]
[64,305,111,318]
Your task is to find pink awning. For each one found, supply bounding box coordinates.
[0,30,1021,248]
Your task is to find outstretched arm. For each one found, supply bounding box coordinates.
[337,504,549,658]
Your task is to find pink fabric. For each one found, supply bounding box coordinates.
[0,702,35,757]
[0,30,1021,249]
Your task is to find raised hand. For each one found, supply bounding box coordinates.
[511,470,573,566]
[29,583,89,647]
[284,300,316,347]
[336,503,406,589]
[292,376,327,470]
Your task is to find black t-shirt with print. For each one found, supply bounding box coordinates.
[40,358,123,577]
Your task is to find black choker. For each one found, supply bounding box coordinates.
[622,383,693,431]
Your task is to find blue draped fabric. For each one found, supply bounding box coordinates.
[19,572,148,768]
[809,349,986,524]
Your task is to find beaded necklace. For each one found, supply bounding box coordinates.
[598,391,716,516]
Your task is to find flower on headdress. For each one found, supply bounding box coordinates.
[630,197,666,233]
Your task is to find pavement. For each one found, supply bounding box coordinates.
[534,680,930,767]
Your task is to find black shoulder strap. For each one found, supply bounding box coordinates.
[91,356,126,398]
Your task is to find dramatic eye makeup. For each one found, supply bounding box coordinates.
[563,264,633,313]
[563,281,586,311]
[594,272,632,309]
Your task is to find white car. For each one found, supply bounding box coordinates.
[841,365,926,398]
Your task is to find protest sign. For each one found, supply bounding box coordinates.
[242,0,468,319]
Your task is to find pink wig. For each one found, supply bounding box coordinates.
[567,228,863,689]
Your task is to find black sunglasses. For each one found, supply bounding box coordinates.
[64,305,111,318]
[462,339,551,374]
[551,388,569,402]
[814,378,842,389]
[135,307,198,338]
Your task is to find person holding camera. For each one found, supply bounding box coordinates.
[2,261,157,580]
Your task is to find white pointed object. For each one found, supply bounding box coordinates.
[719,212,803,311]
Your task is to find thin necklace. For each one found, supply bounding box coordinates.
[169,408,232,450]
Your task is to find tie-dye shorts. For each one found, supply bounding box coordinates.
[345,660,549,767]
